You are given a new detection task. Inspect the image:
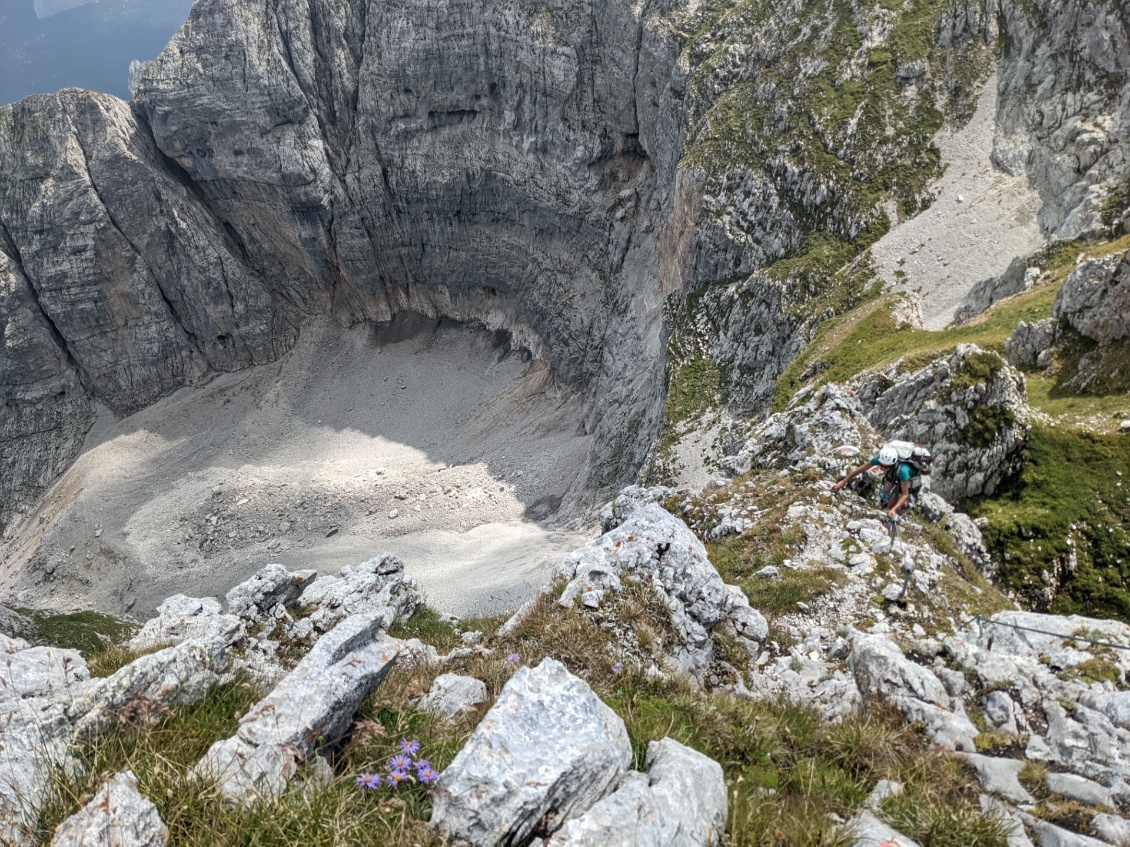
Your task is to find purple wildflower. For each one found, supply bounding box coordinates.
[355,773,380,790]
[611,661,623,674]
[414,759,432,774]
[506,653,521,663]
[389,753,413,771]
[417,766,440,785]
[399,738,421,757]
[387,768,410,788]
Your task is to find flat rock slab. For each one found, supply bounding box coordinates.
[849,634,977,752]
[0,697,72,845]
[430,658,632,847]
[1091,813,1130,846]
[0,645,89,704]
[413,673,488,720]
[50,771,168,847]
[1045,772,1114,808]
[963,754,1034,804]
[195,614,400,803]
[1020,814,1111,847]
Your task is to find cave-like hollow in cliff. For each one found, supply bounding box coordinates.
[0,0,688,618]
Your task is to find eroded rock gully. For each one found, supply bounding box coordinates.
[1,0,1129,611]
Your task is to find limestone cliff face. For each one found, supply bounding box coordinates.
[1,0,1129,529]
[995,0,1130,239]
[0,0,687,529]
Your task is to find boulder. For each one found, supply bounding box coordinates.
[1020,814,1111,847]
[430,658,632,847]
[1091,813,1130,847]
[1024,700,1130,790]
[413,674,489,720]
[67,637,232,737]
[1055,251,1130,344]
[962,754,1034,804]
[128,595,244,652]
[552,502,766,681]
[297,554,423,634]
[538,737,727,847]
[1006,318,1059,369]
[0,645,89,704]
[981,612,1130,680]
[225,564,317,622]
[729,383,875,476]
[49,771,168,847]
[851,345,1029,500]
[195,615,400,803]
[849,634,977,751]
[985,690,1020,735]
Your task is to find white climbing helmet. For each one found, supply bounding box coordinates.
[878,445,898,467]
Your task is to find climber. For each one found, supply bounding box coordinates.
[831,442,930,518]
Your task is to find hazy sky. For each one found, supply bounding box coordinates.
[0,0,195,105]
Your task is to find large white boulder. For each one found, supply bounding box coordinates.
[49,771,168,847]
[413,674,488,720]
[128,595,244,652]
[67,637,231,738]
[430,658,632,847]
[538,738,727,847]
[552,503,765,681]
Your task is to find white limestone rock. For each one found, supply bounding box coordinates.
[225,564,317,622]
[0,697,73,845]
[195,615,400,803]
[1045,772,1115,808]
[849,634,977,751]
[128,594,244,652]
[298,554,423,634]
[848,811,923,847]
[1091,813,1130,847]
[413,674,488,720]
[49,771,168,847]
[1055,251,1130,345]
[962,754,1034,804]
[552,502,766,681]
[851,345,1029,501]
[0,645,89,704]
[430,658,632,847]
[538,737,727,847]
[1020,813,1111,847]
[67,637,231,738]
[1006,318,1059,369]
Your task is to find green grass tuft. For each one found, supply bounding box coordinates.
[16,609,136,655]
[967,424,1130,623]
